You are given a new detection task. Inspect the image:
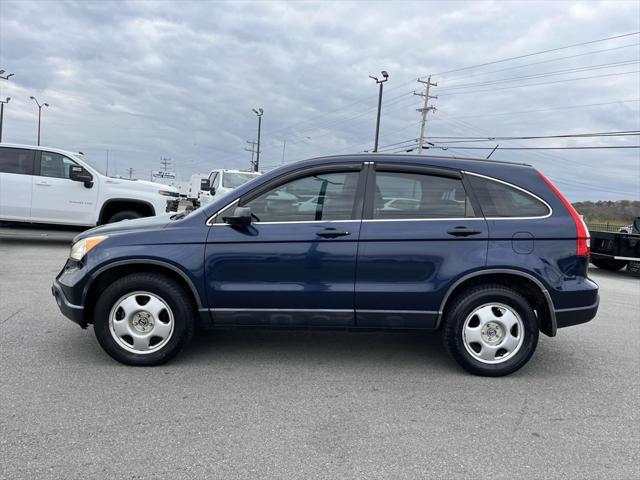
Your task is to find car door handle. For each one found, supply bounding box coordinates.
[35,181,51,186]
[316,228,350,238]
[447,226,482,237]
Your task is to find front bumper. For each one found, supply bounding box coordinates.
[52,279,86,328]
[555,295,599,329]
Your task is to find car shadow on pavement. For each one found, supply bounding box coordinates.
[176,328,461,372]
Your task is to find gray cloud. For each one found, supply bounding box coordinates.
[0,0,638,200]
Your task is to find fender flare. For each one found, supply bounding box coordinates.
[436,268,557,336]
[84,259,203,309]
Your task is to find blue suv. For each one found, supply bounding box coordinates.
[52,155,598,376]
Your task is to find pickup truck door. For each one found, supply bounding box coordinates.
[0,147,35,221]
[30,151,99,226]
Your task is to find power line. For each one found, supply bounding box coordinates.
[442,99,640,120]
[424,130,640,143]
[428,145,640,150]
[437,60,640,92]
[427,31,640,77]
[440,42,640,83]
[438,70,640,96]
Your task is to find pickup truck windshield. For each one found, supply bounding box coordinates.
[72,153,107,176]
[222,172,260,189]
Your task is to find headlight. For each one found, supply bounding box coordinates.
[70,235,109,261]
[159,190,179,197]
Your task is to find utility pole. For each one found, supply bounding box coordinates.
[128,167,134,179]
[160,157,171,172]
[245,139,257,170]
[369,70,389,152]
[30,96,49,146]
[414,76,437,154]
[252,108,263,172]
[281,139,286,165]
[0,97,10,143]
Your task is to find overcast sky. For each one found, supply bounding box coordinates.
[1,0,639,200]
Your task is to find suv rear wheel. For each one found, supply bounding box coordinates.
[442,284,539,376]
[93,273,195,366]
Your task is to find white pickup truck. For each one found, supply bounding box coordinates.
[199,169,261,207]
[0,144,179,226]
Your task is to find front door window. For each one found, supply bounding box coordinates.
[242,171,360,222]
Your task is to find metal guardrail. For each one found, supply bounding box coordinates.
[587,222,628,233]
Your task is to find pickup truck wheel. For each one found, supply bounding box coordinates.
[591,258,627,271]
[93,273,195,366]
[442,284,539,377]
[106,210,143,223]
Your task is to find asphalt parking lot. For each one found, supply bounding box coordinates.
[1,237,638,480]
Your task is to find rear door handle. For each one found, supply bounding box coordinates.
[316,228,350,238]
[447,226,482,237]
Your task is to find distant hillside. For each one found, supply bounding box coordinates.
[573,200,640,224]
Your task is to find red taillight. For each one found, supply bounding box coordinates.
[538,172,590,257]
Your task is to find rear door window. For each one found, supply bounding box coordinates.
[373,170,474,219]
[467,174,550,218]
[0,147,35,175]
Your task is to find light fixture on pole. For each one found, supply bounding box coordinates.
[369,70,389,153]
[252,108,264,172]
[0,97,10,143]
[30,96,49,146]
[0,70,15,80]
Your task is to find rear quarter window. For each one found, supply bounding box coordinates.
[467,174,550,218]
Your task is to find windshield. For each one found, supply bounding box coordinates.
[72,153,108,176]
[222,172,260,189]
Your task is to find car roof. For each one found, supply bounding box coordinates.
[0,142,83,158]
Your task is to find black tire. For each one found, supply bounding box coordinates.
[106,210,143,223]
[591,258,627,271]
[442,284,539,377]
[93,273,195,366]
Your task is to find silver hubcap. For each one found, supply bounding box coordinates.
[108,291,174,354]
[462,303,524,364]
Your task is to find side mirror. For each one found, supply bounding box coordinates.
[224,206,252,227]
[70,165,93,188]
[209,187,216,196]
[200,178,210,191]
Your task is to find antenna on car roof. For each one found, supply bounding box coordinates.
[486,144,499,159]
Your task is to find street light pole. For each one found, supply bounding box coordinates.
[252,108,264,172]
[369,70,389,153]
[30,96,49,146]
[0,97,10,143]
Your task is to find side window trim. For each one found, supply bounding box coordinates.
[206,163,365,225]
[362,163,476,221]
[463,171,553,219]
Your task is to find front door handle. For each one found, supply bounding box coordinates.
[447,226,482,237]
[35,181,51,186]
[316,228,350,238]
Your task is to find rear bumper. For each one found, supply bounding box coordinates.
[52,280,86,328]
[555,296,599,329]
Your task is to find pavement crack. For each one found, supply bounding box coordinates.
[1,309,23,325]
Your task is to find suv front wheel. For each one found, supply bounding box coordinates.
[93,273,195,366]
[442,284,539,376]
